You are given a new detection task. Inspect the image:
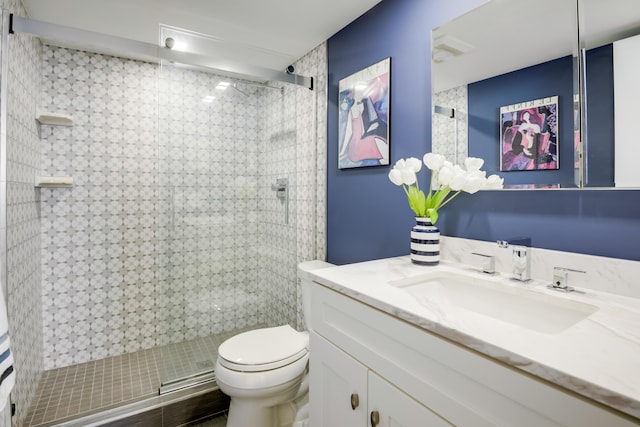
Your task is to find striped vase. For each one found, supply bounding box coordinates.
[410,217,440,265]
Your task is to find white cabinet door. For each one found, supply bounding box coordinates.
[310,331,368,427]
[368,371,454,427]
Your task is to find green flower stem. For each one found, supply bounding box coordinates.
[425,171,434,207]
[438,190,462,209]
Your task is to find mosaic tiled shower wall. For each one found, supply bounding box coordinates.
[432,85,468,164]
[1,1,45,425]
[295,45,327,330]
[39,44,327,370]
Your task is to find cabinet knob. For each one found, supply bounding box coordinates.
[350,393,359,410]
[370,410,380,426]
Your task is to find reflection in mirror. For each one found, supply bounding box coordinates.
[431,0,579,189]
[581,0,640,187]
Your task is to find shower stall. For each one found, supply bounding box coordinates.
[1,10,326,426]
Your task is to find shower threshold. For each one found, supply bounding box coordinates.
[51,381,227,427]
[159,369,216,395]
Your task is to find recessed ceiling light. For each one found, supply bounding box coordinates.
[164,37,189,51]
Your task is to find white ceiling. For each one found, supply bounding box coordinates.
[432,0,640,92]
[22,0,383,72]
[432,0,575,92]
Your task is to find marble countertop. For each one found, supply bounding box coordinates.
[307,256,640,420]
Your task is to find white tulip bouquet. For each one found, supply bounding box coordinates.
[388,153,503,225]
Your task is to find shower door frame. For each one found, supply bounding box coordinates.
[0,10,10,301]
[9,14,313,90]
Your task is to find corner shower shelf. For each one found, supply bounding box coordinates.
[35,112,73,126]
[35,112,73,138]
[34,176,73,188]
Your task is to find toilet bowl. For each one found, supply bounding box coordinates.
[215,260,334,427]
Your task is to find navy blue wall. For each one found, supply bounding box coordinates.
[468,45,615,187]
[468,56,575,187]
[585,44,615,187]
[327,0,640,265]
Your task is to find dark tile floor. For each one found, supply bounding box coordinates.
[190,413,227,426]
[24,328,252,426]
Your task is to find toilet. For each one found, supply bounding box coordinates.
[215,260,334,427]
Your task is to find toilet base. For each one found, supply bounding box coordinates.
[223,373,308,427]
[226,398,274,427]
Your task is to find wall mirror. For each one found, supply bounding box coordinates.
[431,0,640,189]
[580,0,640,188]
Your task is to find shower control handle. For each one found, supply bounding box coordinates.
[271,178,289,224]
[350,393,359,410]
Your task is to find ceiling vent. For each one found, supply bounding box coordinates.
[432,35,474,63]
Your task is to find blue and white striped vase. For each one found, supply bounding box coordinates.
[410,217,440,265]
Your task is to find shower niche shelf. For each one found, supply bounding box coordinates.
[35,112,73,126]
[34,176,73,188]
[35,112,73,137]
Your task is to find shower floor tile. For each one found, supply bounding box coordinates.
[25,348,162,426]
[159,336,221,387]
[24,328,255,427]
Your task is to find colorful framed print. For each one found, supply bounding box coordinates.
[500,96,558,171]
[338,57,390,169]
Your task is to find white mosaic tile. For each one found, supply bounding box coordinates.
[38,44,328,369]
[1,1,45,426]
[290,42,329,331]
[432,84,468,164]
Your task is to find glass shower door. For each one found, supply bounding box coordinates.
[155,60,278,393]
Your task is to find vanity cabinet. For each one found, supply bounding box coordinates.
[310,331,452,426]
[368,369,452,427]
[308,281,639,427]
[309,330,367,426]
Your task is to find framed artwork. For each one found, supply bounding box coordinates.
[500,96,558,171]
[338,57,390,169]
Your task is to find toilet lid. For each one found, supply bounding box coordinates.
[218,325,309,372]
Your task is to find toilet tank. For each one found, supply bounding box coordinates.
[297,260,334,330]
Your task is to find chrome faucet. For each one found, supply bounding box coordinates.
[548,266,585,292]
[511,245,531,281]
[497,240,531,282]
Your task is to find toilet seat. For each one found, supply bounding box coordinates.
[218,325,309,372]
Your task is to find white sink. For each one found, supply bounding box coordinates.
[390,271,598,334]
